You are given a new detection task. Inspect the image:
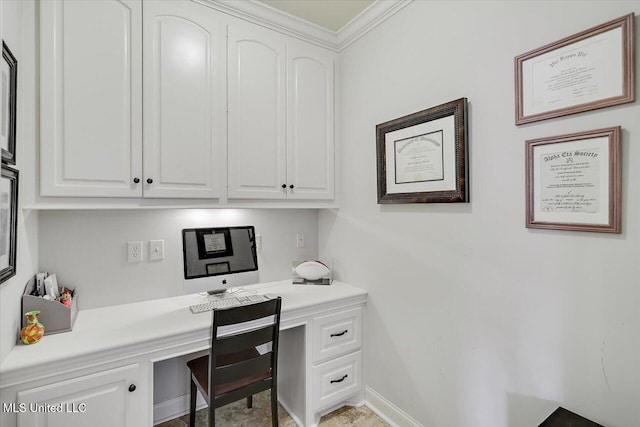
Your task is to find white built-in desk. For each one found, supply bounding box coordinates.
[0,281,367,427]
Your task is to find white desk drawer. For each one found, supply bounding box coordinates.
[312,350,361,411]
[312,307,362,363]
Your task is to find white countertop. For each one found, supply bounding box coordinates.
[0,280,367,388]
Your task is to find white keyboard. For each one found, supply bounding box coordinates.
[189,294,269,314]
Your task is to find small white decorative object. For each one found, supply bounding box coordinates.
[294,261,330,281]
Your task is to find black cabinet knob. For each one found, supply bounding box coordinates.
[147,178,153,184]
[133,177,140,184]
[289,184,294,189]
[128,384,136,392]
[281,184,286,189]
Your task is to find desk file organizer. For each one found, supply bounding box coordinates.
[22,277,77,335]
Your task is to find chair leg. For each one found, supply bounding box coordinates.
[247,395,253,409]
[209,400,215,427]
[270,388,278,427]
[189,378,197,427]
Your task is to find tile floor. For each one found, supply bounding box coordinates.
[155,390,389,427]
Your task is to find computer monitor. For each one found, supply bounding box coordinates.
[182,226,259,295]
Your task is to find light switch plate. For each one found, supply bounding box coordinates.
[149,240,164,261]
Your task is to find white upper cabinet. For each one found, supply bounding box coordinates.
[40,0,143,197]
[39,0,335,204]
[227,22,287,199]
[142,0,225,198]
[287,41,335,200]
[228,23,335,200]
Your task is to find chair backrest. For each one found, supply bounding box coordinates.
[209,297,282,407]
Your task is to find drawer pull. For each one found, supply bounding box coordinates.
[330,374,348,384]
[330,329,348,337]
[128,384,136,392]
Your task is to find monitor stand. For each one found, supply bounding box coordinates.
[206,287,243,297]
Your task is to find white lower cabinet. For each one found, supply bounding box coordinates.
[16,364,144,427]
[313,307,362,363]
[311,307,363,412]
[313,351,362,412]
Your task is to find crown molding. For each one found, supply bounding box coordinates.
[337,0,412,51]
[194,0,338,51]
[193,0,413,52]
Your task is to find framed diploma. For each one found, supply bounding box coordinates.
[0,164,18,284]
[525,127,621,233]
[2,41,18,165]
[515,13,634,125]
[376,98,468,204]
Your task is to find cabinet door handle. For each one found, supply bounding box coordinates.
[330,374,348,384]
[289,184,294,189]
[330,329,348,337]
[147,178,153,184]
[128,384,136,392]
[281,184,287,189]
[133,177,140,184]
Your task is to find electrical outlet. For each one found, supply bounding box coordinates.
[296,233,304,248]
[149,240,164,261]
[128,241,143,262]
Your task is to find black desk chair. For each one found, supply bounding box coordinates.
[187,297,282,427]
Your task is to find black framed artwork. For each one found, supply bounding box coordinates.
[2,41,17,165]
[0,164,18,284]
[376,98,469,203]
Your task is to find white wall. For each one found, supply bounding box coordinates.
[0,0,39,364]
[320,2,640,427]
[38,209,319,309]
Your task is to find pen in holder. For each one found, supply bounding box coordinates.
[21,276,78,337]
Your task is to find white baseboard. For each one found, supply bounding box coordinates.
[153,394,206,425]
[365,386,423,427]
[277,398,304,427]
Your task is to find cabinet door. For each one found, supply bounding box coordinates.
[312,307,362,364]
[227,23,287,199]
[17,364,144,427]
[312,351,362,411]
[40,0,143,197]
[287,42,335,200]
[143,0,225,198]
